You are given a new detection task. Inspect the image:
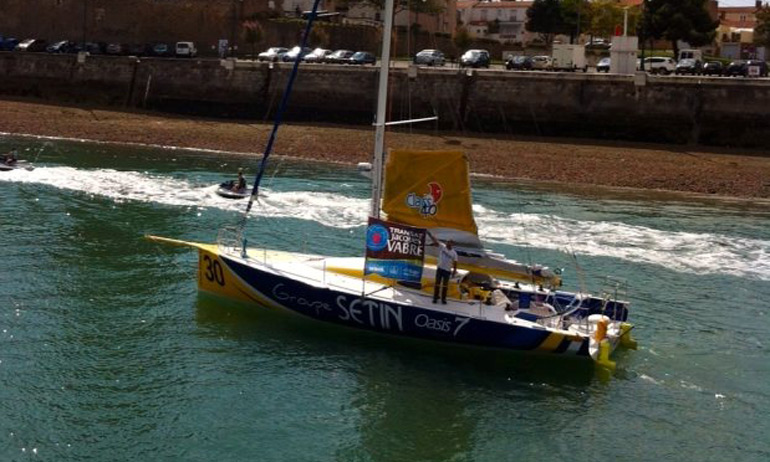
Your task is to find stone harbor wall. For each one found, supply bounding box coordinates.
[1,52,769,148]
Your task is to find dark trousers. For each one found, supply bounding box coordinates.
[433,268,451,303]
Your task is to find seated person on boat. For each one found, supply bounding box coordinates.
[3,148,18,166]
[232,168,247,192]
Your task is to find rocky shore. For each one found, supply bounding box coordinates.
[1,100,768,198]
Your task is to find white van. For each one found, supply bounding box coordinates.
[678,49,702,62]
[175,41,197,58]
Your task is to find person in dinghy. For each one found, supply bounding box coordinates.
[232,168,247,193]
[3,148,19,166]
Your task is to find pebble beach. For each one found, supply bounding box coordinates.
[1,99,768,198]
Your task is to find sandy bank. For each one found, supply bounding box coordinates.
[1,99,768,198]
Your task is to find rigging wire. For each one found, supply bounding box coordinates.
[242,0,324,223]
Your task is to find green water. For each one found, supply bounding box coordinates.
[1,138,768,461]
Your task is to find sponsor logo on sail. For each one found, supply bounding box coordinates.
[406,182,443,217]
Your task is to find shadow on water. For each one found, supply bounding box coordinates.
[194,293,597,389]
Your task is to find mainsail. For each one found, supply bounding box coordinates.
[381,149,562,287]
[382,149,480,247]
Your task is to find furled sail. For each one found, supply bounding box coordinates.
[382,149,480,247]
[381,149,561,287]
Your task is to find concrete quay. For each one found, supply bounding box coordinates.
[1,52,768,148]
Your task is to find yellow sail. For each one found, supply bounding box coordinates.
[381,149,562,288]
[382,149,478,239]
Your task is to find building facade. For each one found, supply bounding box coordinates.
[456,0,533,43]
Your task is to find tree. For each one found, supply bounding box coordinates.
[755,6,770,48]
[561,0,591,43]
[453,26,472,52]
[588,0,640,39]
[644,0,718,57]
[526,0,564,45]
[338,0,445,16]
[242,20,263,59]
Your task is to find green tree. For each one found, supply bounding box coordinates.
[453,26,472,52]
[526,0,564,45]
[561,0,591,43]
[755,6,770,48]
[588,0,640,38]
[339,0,444,16]
[242,20,263,59]
[644,0,717,57]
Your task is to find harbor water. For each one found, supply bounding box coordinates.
[1,138,768,461]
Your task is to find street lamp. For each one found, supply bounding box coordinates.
[82,0,88,48]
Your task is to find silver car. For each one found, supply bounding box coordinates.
[413,49,445,66]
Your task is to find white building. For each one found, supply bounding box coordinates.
[456,0,533,43]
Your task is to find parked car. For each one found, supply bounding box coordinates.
[531,55,553,70]
[47,40,77,54]
[126,43,149,56]
[675,58,702,75]
[724,60,747,77]
[14,39,48,52]
[326,49,355,64]
[0,37,20,51]
[723,60,766,77]
[413,49,445,66]
[596,57,611,72]
[282,46,312,62]
[585,38,610,49]
[303,48,331,63]
[348,51,376,65]
[151,42,173,57]
[505,55,533,70]
[257,47,289,62]
[459,49,490,68]
[746,60,768,77]
[643,57,676,74]
[175,41,197,58]
[701,61,724,76]
[106,43,127,55]
[84,42,106,54]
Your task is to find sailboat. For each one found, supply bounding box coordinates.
[148,0,636,370]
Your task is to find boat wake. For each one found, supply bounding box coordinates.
[2,166,768,281]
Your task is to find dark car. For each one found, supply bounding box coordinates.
[0,37,20,51]
[106,43,127,56]
[150,42,172,57]
[745,60,768,77]
[459,49,490,68]
[701,61,724,76]
[724,60,767,77]
[84,42,106,54]
[505,55,533,70]
[14,39,48,52]
[257,47,289,62]
[348,51,376,65]
[413,49,445,66]
[596,57,611,72]
[126,43,149,56]
[675,58,702,75]
[282,46,312,62]
[326,49,355,64]
[47,40,77,53]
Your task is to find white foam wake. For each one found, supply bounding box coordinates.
[0,166,369,227]
[472,204,770,281]
[2,167,768,280]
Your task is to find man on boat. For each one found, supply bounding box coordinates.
[427,230,458,304]
[3,148,18,166]
[232,168,247,192]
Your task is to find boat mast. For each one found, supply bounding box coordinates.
[245,0,322,215]
[369,0,396,219]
